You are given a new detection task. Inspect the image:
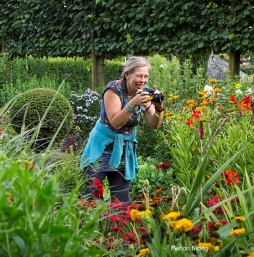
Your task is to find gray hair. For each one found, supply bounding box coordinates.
[121,56,152,79]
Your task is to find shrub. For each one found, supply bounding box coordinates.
[9,88,73,149]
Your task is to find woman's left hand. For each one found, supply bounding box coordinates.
[152,85,164,109]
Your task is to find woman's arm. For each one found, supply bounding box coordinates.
[104,88,147,129]
[144,102,164,129]
[143,86,164,129]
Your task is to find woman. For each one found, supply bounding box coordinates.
[80,56,164,203]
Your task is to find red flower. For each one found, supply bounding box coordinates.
[223,169,240,186]
[229,94,252,111]
[192,223,201,234]
[192,110,201,121]
[77,199,96,209]
[122,231,138,244]
[239,94,251,110]
[219,219,228,226]
[207,221,216,231]
[186,119,194,126]
[229,94,238,104]
[91,178,104,198]
[156,162,170,170]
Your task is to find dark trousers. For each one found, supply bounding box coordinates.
[82,165,130,203]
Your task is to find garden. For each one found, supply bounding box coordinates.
[0,54,254,257]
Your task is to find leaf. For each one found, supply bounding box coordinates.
[198,42,204,48]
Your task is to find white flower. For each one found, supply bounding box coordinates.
[235,89,243,97]
[204,85,213,94]
[246,88,253,94]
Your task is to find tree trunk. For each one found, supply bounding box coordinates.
[229,50,240,78]
[228,0,240,78]
[1,36,5,53]
[91,49,105,89]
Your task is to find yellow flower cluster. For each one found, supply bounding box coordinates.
[164,112,175,121]
[170,218,193,232]
[137,248,150,257]
[194,232,223,254]
[162,211,180,220]
[162,212,193,233]
[130,208,152,221]
[198,242,220,254]
[168,94,179,101]
[234,215,245,222]
[209,79,217,83]
[229,227,246,236]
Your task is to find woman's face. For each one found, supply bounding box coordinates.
[125,66,150,96]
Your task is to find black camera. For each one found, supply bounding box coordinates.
[143,87,164,103]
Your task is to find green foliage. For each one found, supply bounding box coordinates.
[0,56,92,94]
[241,64,254,75]
[0,152,106,256]
[1,0,254,61]
[0,76,72,106]
[9,88,73,148]
[1,55,254,256]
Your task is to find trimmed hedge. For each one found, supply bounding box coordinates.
[0,56,123,94]
[9,88,73,148]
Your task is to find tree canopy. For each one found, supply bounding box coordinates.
[1,0,253,58]
[1,0,253,86]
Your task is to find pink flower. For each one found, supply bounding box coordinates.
[206,197,224,215]
[122,231,138,244]
[199,121,204,140]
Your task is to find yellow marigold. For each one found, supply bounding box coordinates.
[235,83,241,89]
[216,105,224,110]
[130,209,152,221]
[168,94,179,101]
[164,112,174,120]
[247,253,254,257]
[23,161,37,169]
[182,105,192,110]
[201,99,209,105]
[170,218,193,232]
[208,97,219,103]
[198,242,220,254]
[229,227,246,236]
[209,79,217,83]
[198,90,208,96]
[212,87,221,93]
[137,248,150,256]
[162,211,181,220]
[250,74,254,78]
[75,126,81,131]
[234,216,245,222]
[186,99,198,107]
